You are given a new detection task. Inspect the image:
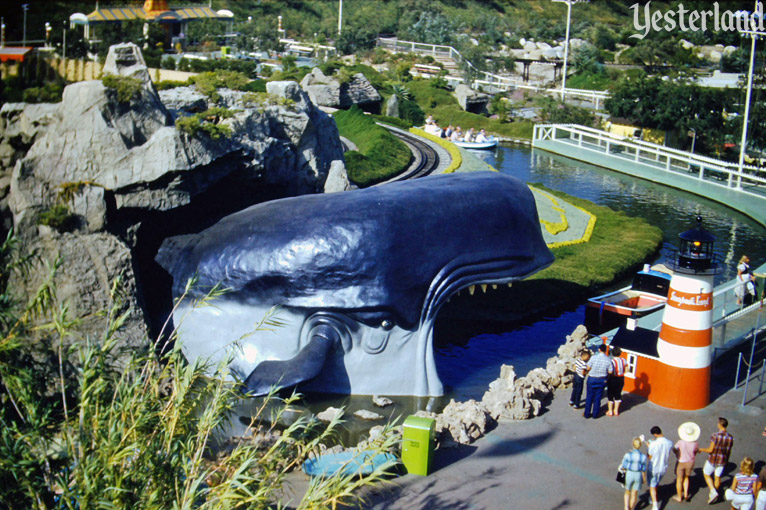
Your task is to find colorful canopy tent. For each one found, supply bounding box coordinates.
[71,1,233,47]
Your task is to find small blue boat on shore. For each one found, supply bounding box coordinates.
[302,450,398,477]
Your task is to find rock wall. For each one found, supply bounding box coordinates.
[3,43,348,350]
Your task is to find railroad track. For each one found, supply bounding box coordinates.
[380,128,441,183]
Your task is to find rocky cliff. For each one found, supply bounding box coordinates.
[3,43,348,348]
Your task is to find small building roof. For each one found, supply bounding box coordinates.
[610,326,659,358]
[0,47,32,62]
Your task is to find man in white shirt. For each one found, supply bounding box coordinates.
[645,425,674,510]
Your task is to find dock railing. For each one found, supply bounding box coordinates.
[533,124,766,197]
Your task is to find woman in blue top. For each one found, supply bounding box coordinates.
[621,437,648,510]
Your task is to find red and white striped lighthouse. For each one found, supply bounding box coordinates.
[651,216,720,410]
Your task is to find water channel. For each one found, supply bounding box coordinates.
[434,145,766,403]
[236,145,766,440]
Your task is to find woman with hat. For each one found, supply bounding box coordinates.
[673,421,701,502]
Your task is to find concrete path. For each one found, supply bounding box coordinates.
[360,381,765,510]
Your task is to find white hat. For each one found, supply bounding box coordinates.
[678,421,700,442]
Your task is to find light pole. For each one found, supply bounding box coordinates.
[45,22,51,48]
[22,4,29,47]
[552,0,587,101]
[1,18,5,49]
[338,0,343,36]
[737,3,765,189]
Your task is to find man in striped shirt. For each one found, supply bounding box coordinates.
[569,350,590,409]
[583,344,613,419]
[700,417,734,503]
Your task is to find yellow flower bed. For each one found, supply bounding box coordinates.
[529,185,597,248]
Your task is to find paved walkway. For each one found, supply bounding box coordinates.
[360,377,765,510]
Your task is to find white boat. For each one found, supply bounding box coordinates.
[453,138,498,150]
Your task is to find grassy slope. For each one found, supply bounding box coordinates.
[333,107,412,187]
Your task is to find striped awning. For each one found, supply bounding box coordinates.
[88,7,145,22]
[87,5,230,24]
[174,6,229,20]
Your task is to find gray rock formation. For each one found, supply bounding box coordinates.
[5,43,348,350]
[454,84,490,114]
[385,94,400,118]
[300,67,381,110]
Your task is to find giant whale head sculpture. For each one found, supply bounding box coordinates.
[156,172,553,397]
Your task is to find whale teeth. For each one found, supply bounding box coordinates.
[481,284,487,293]
[469,285,475,296]
[492,284,497,290]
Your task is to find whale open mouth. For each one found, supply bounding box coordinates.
[156,171,554,397]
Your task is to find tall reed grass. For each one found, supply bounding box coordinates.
[0,234,398,509]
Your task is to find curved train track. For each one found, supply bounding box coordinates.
[383,129,441,182]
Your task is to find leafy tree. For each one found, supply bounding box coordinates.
[406,11,454,45]
[572,43,605,75]
[536,96,594,126]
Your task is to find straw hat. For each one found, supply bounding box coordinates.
[678,421,701,442]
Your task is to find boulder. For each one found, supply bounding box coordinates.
[354,409,383,421]
[436,399,495,445]
[316,406,344,422]
[385,93,400,118]
[6,43,346,351]
[454,84,490,114]
[372,395,394,407]
[158,87,208,118]
[300,67,381,110]
[323,159,351,193]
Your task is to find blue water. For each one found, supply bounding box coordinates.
[434,145,766,402]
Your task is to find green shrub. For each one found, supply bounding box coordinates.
[160,56,176,70]
[21,82,63,104]
[101,74,143,103]
[154,79,192,90]
[334,106,412,187]
[37,204,78,232]
[190,70,250,101]
[175,107,234,140]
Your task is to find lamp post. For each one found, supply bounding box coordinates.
[737,2,765,189]
[338,0,343,36]
[552,0,587,101]
[45,22,51,48]
[1,18,5,49]
[22,4,29,47]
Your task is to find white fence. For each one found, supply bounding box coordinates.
[533,123,766,196]
[376,37,610,106]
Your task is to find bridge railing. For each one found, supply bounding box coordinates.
[533,124,766,196]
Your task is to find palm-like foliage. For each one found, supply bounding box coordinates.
[0,236,398,509]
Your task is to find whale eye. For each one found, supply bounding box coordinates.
[380,319,394,331]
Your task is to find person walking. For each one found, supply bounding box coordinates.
[725,457,760,510]
[607,346,627,416]
[645,425,674,510]
[700,417,734,504]
[569,350,590,409]
[583,344,613,419]
[621,437,648,510]
[673,421,701,502]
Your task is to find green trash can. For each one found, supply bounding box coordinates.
[401,415,435,476]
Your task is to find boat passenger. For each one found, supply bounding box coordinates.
[444,125,454,139]
[475,129,489,143]
[425,114,435,125]
[450,127,462,142]
[465,128,475,143]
